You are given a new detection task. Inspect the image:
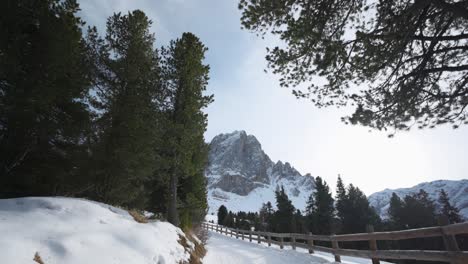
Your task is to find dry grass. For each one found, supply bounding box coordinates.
[178,232,207,264]
[128,209,148,223]
[33,252,45,264]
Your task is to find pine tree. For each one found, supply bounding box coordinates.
[217,205,228,225]
[273,186,296,233]
[178,137,209,228]
[335,175,347,222]
[0,0,92,197]
[87,10,161,208]
[438,189,462,224]
[305,192,315,216]
[160,32,213,226]
[307,176,335,234]
[335,180,379,234]
[388,193,404,229]
[259,202,274,231]
[293,209,306,233]
[401,190,437,229]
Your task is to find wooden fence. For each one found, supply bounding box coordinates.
[201,220,468,264]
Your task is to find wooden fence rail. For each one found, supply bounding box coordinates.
[201,220,468,264]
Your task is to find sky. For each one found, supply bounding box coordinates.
[78,0,468,195]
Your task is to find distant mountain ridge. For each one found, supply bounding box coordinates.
[205,131,315,213]
[368,179,468,219]
[205,131,468,219]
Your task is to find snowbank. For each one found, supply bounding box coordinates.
[0,197,191,264]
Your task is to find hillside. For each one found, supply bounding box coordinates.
[0,197,199,264]
[368,179,468,219]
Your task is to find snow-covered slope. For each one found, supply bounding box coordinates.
[0,197,194,264]
[368,179,468,219]
[206,131,315,213]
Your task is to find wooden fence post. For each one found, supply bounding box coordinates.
[308,232,314,254]
[438,216,462,264]
[280,237,284,249]
[249,231,252,242]
[236,228,239,239]
[331,235,341,263]
[241,231,244,240]
[367,225,380,264]
[291,236,296,250]
[257,233,261,244]
[267,235,271,246]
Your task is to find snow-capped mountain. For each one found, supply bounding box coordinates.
[206,131,315,214]
[368,179,468,219]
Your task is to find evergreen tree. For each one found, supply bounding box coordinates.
[293,209,306,233]
[306,176,335,234]
[87,10,161,208]
[335,175,347,223]
[178,137,209,228]
[0,0,92,197]
[388,193,404,229]
[335,178,379,234]
[160,32,213,226]
[239,0,468,131]
[402,190,437,229]
[217,205,228,225]
[273,186,296,233]
[224,211,235,227]
[438,189,462,224]
[259,202,274,231]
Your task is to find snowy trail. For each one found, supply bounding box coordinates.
[203,231,331,264]
[203,231,394,264]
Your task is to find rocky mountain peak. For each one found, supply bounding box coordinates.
[206,131,316,213]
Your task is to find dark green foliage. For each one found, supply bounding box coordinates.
[388,192,404,229]
[87,11,160,208]
[217,205,228,225]
[387,190,438,229]
[0,0,92,197]
[335,177,380,234]
[259,202,274,230]
[385,190,442,264]
[306,176,334,234]
[272,186,296,233]
[438,189,462,224]
[160,32,213,226]
[0,3,212,229]
[223,211,235,227]
[239,0,468,132]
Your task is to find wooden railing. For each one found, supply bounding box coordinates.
[201,220,468,264]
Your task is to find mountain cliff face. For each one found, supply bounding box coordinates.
[368,179,468,219]
[205,131,315,213]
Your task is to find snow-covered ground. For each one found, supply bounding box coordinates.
[0,197,192,264]
[208,183,310,214]
[204,231,393,264]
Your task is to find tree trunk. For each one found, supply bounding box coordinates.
[167,172,179,226]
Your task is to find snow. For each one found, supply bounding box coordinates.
[0,197,191,264]
[208,177,312,214]
[205,213,218,223]
[204,231,393,264]
[369,179,468,219]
